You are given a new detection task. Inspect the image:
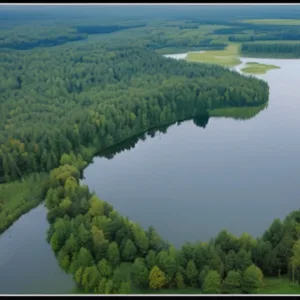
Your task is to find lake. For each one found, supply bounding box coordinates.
[0,56,299,294]
[0,204,74,294]
[82,57,300,247]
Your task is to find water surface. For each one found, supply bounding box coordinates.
[82,58,300,247]
[0,204,74,294]
[0,56,299,294]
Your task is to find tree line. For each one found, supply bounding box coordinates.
[45,156,300,294]
[241,43,300,58]
[0,25,88,50]
[0,20,225,51]
[0,38,268,233]
[0,43,268,185]
[229,32,300,43]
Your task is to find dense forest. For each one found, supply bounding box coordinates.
[0,22,228,52]
[45,158,300,294]
[2,4,300,295]
[0,40,269,233]
[0,23,149,50]
[0,26,88,50]
[241,43,300,58]
[214,22,300,43]
[0,44,268,184]
[229,31,300,42]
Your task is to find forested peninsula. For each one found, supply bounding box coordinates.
[46,158,300,294]
[0,43,268,233]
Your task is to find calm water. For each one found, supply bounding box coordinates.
[82,57,300,248]
[0,204,74,294]
[0,57,299,294]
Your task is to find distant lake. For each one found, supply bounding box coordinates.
[82,57,300,247]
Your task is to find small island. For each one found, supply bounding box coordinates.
[241,62,280,75]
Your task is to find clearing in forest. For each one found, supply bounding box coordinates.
[185,43,241,67]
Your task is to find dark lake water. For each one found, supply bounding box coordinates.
[0,204,74,294]
[82,58,300,248]
[0,57,299,294]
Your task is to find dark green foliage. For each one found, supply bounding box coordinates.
[75,23,146,35]
[241,43,300,58]
[108,242,120,268]
[185,260,199,287]
[199,265,210,288]
[235,249,253,272]
[0,25,269,233]
[0,26,88,50]
[131,258,149,288]
[5,10,300,295]
[145,250,157,271]
[0,42,268,187]
[122,239,137,262]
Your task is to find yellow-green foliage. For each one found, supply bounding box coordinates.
[241,62,280,75]
[149,266,166,290]
[186,44,242,67]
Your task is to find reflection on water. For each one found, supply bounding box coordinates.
[209,103,268,121]
[98,106,265,161]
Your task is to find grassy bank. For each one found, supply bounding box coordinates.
[209,104,268,120]
[241,62,280,75]
[258,277,300,294]
[185,43,241,67]
[0,173,49,235]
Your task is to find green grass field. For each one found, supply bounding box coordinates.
[185,44,242,67]
[258,277,300,294]
[241,19,300,26]
[0,173,48,234]
[0,180,30,212]
[241,62,280,74]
